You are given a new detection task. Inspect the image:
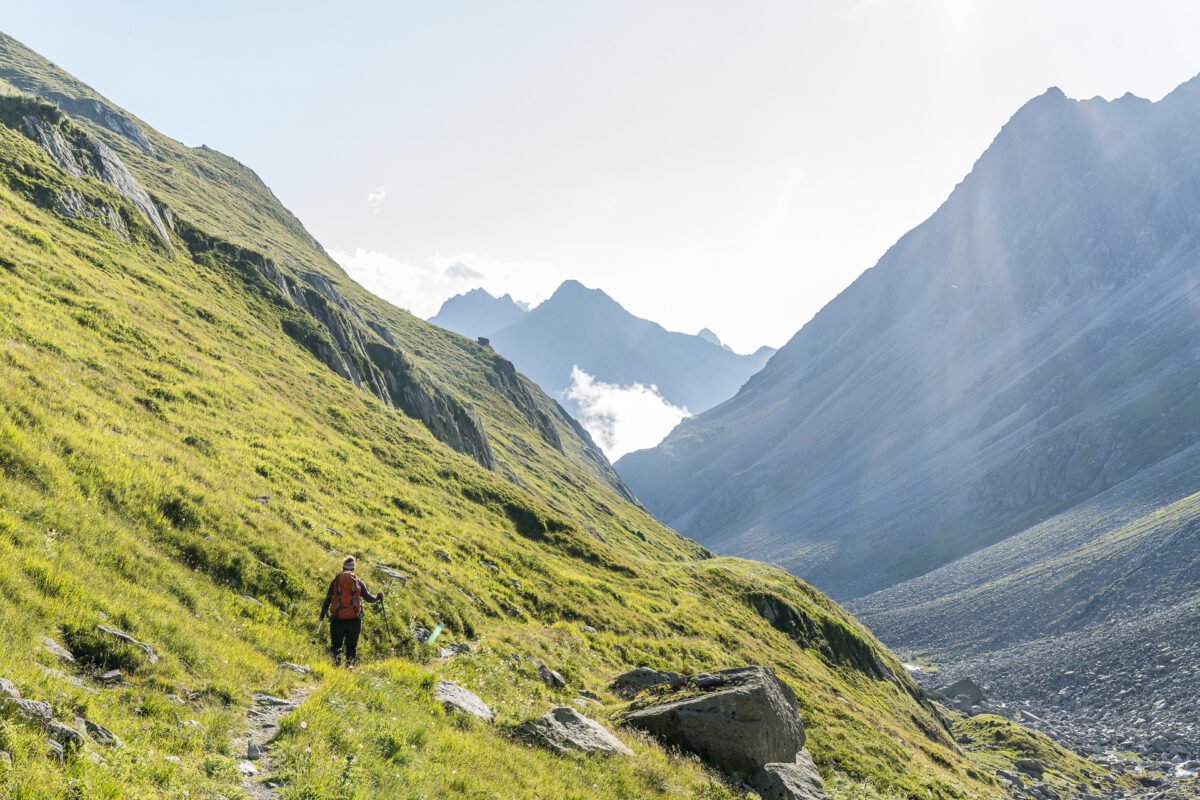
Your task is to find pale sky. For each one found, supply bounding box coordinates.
[5,2,1200,352]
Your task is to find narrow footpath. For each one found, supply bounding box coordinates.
[235,687,312,800]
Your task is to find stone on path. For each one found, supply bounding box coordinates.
[252,693,293,707]
[517,706,633,756]
[434,681,494,723]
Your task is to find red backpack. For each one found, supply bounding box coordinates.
[331,570,362,620]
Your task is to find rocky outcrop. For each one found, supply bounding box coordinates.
[95,625,158,664]
[623,665,805,775]
[42,91,156,158]
[484,355,561,452]
[434,681,494,723]
[21,112,171,243]
[176,222,497,471]
[366,343,496,470]
[517,706,633,756]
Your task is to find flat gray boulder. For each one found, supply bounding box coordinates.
[623,665,804,774]
[752,749,828,800]
[40,637,75,662]
[517,706,633,756]
[434,681,493,723]
[609,667,685,697]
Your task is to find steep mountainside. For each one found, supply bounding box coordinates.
[0,31,1003,800]
[428,287,528,342]
[479,280,775,416]
[619,79,1200,601]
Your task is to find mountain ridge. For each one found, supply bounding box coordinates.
[433,280,776,421]
[618,74,1200,600]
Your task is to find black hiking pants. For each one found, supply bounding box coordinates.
[329,616,362,664]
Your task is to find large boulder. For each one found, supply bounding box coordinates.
[941,678,984,706]
[623,665,804,774]
[752,749,829,800]
[434,681,494,723]
[517,706,633,756]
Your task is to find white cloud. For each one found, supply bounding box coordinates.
[564,366,689,461]
[367,185,388,214]
[328,248,564,320]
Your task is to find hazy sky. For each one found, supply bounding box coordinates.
[5,2,1200,352]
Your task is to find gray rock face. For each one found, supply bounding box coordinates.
[623,665,805,775]
[48,720,84,750]
[434,681,494,723]
[40,636,75,663]
[0,679,19,700]
[42,91,156,157]
[22,115,171,244]
[752,749,828,800]
[96,625,158,664]
[517,706,633,756]
[5,698,52,724]
[81,718,122,748]
[539,664,567,689]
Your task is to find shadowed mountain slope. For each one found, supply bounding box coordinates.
[619,78,1200,601]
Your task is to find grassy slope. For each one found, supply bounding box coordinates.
[0,32,1067,800]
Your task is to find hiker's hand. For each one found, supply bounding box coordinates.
[378,591,385,600]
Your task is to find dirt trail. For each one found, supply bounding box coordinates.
[235,688,312,799]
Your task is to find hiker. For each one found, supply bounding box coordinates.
[319,556,383,665]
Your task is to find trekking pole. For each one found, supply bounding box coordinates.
[379,597,396,647]
[314,618,324,642]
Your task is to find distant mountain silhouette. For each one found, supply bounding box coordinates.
[429,287,528,341]
[430,280,775,416]
[619,78,1200,601]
